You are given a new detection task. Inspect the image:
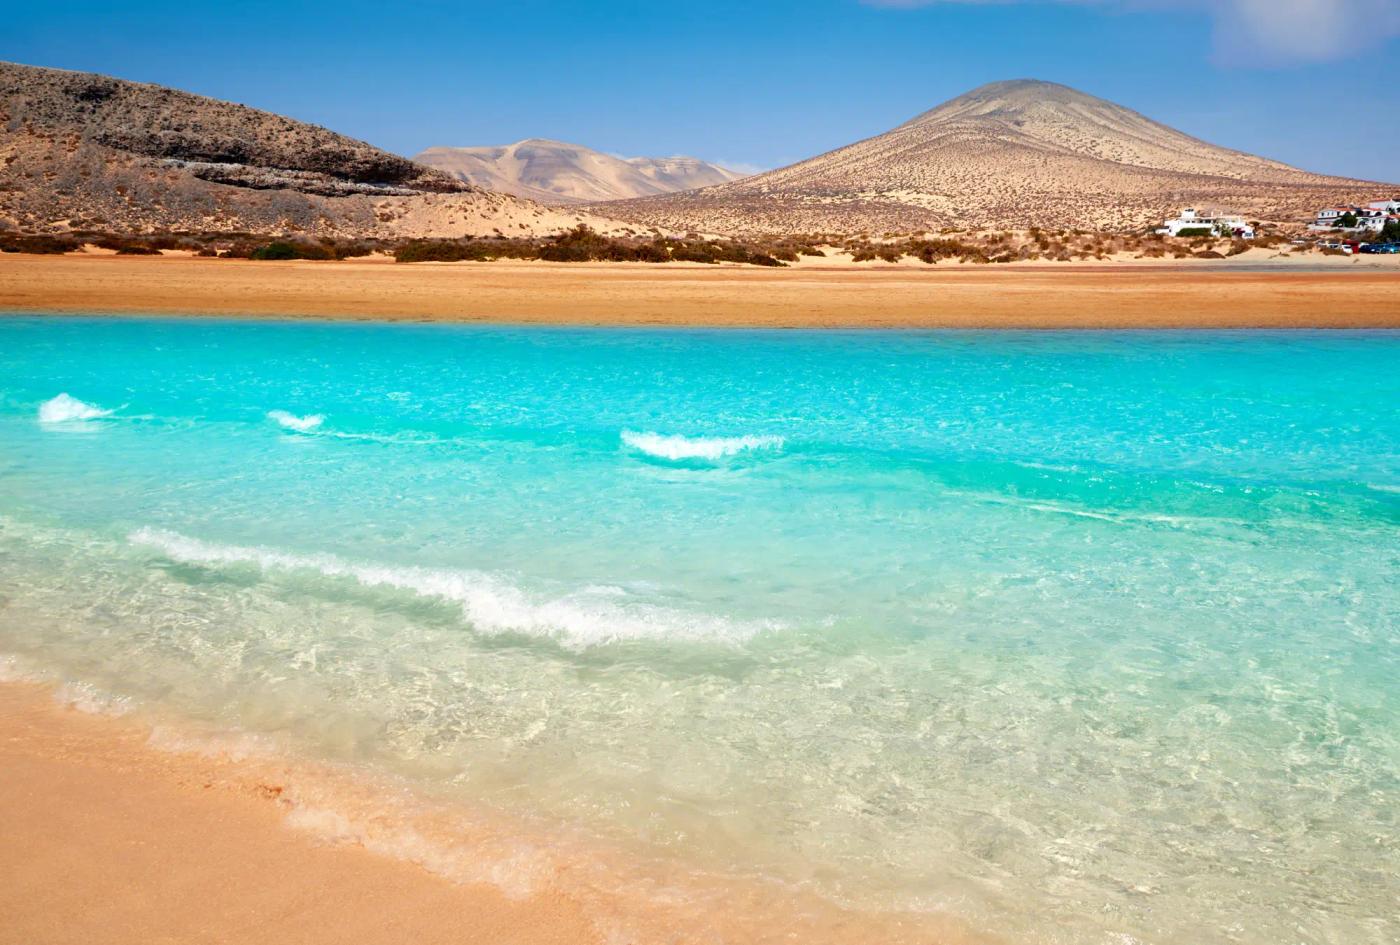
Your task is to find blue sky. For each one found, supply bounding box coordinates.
[5,0,1398,182]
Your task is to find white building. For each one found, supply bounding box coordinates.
[1313,207,1354,228]
[1157,208,1255,239]
[1357,207,1390,231]
[1311,200,1400,231]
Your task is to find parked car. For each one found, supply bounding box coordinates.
[1360,242,1400,254]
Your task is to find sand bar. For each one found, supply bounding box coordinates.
[3,253,1398,328]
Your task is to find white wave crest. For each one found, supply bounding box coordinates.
[38,393,112,424]
[267,410,325,432]
[128,528,769,648]
[621,430,784,461]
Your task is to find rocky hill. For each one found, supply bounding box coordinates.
[415,139,744,205]
[592,79,1392,235]
[0,61,619,238]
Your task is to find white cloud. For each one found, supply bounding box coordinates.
[1212,0,1400,63]
[860,0,1400,64]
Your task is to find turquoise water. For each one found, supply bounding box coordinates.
[1,316,1397,944]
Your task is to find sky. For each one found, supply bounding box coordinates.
[4,0,1398,183]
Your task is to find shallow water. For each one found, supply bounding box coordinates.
[1,316,1397,944]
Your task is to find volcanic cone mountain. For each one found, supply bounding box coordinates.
[592,79,1392,235]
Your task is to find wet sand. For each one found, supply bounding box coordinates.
[0,680,979,945]
[2,253,1398,327]
[0,682,602,945]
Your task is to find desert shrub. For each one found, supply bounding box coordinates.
[251,240,335,261]
[633,241,670,263]
[394,240,485,262]
[115,244,161,255]
[666,241,719,264]
[253,228,798,268]
[661,237,784,267]
[251,242,298,260]
[1194,250,1225,259]
[93,235,150,253]
[903,238,976,264]
[328,240,376,260]
[1174,227,1212,238]
[0,234,79,254]
[1227,240,1250,257]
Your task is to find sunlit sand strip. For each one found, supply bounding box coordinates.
[1,254,1398,328]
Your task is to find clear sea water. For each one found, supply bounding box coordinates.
[1,316,1397,945]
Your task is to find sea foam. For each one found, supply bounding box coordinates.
[37,393,112,424]
[267,410,325,432]
[621,430,784,461]
[128,528,768,648]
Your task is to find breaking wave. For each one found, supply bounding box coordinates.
[267,410,325,432]
[37,393,112,424]
[621,430,784,461]
[128,528,769,648]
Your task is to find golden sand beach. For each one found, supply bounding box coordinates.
[3,252,1399,328]
[0,681,982,945]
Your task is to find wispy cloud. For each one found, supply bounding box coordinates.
[860,0,1400,65]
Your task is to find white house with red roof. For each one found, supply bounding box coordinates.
[1311,199,1400,232]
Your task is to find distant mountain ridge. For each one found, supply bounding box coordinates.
[415,139,746,205]
[591,79,1392,235]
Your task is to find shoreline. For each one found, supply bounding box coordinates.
[0,676,982,945]
[2,253,1399,328]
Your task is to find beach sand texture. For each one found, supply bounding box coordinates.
[0,681,977,945]
[3,253,1399,327]
[0,683,602,945]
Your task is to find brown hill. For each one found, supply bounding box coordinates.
[0,61,619,238]
[416,139,745,205]
[591,79,1392,235]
